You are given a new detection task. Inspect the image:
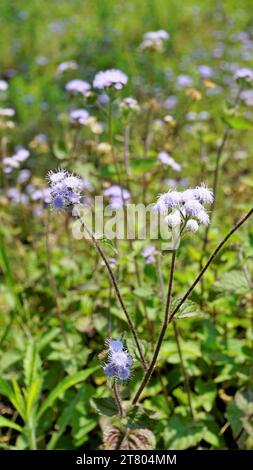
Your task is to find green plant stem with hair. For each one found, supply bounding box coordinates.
[113,382,124,419]
[133,207,253,404]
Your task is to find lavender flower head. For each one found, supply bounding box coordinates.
[103,339,133,381]
[47,168,82,211]
[65,79,91,96]
[104,185,130,209]
[142,245,156,265]
[93,69,128,91]
[69,109,90,125]
[234,68,253,83]
[158,152,182,172]
[155,184,213,233]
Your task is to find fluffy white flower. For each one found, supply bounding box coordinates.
[184,200,204,217]
[69,109,89,125]
[64,175,82,189]
[65,79,90,96]
[47,168,67,183]
[186,219,199,232]
[93,69,128,90]
[181,188,196,203]
[196,210,210,226]
[163,191,182,208]
[164,210,181,228]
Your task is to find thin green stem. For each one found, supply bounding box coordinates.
[80,218,147,370]
[132,206,253,404]
[113,382,124,419]
[132,250,176,404]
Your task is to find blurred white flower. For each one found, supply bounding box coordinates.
[0,80,8,91]
[140,30,169,52]
[0,108,15,117]
[57,61,78,75]
[69,109,90,125]
[93,69,128,90]
[65,79,91,96]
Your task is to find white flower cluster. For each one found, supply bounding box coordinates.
[154,184,213,233]
[140,30,169,52]
[93,69,128,90]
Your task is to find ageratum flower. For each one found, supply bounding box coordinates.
[93,69,128,91]
[47,169,82,211]
[65,79,91,96]
[154,184,213,233]
[103,339,133,381]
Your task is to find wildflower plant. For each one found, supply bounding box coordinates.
[2,4,253,453]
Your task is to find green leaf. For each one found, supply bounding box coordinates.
[47,388,82,450]
[223,116,253,130]
[12,379,26,420]
[38,367,98,419]
[195,380,217,412]
[164,416,203,449]
[172,299,202,320]
[127,405,157,429]
[26,377,42,420]
[90,397,118,417]
[215,271,249,295]
[0,416,23,433]
[23,341,42,388]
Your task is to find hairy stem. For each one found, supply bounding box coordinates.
[113,382,124,419]
[156,253,193,417]
[132,250,176,404]
[173,322,194,419]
